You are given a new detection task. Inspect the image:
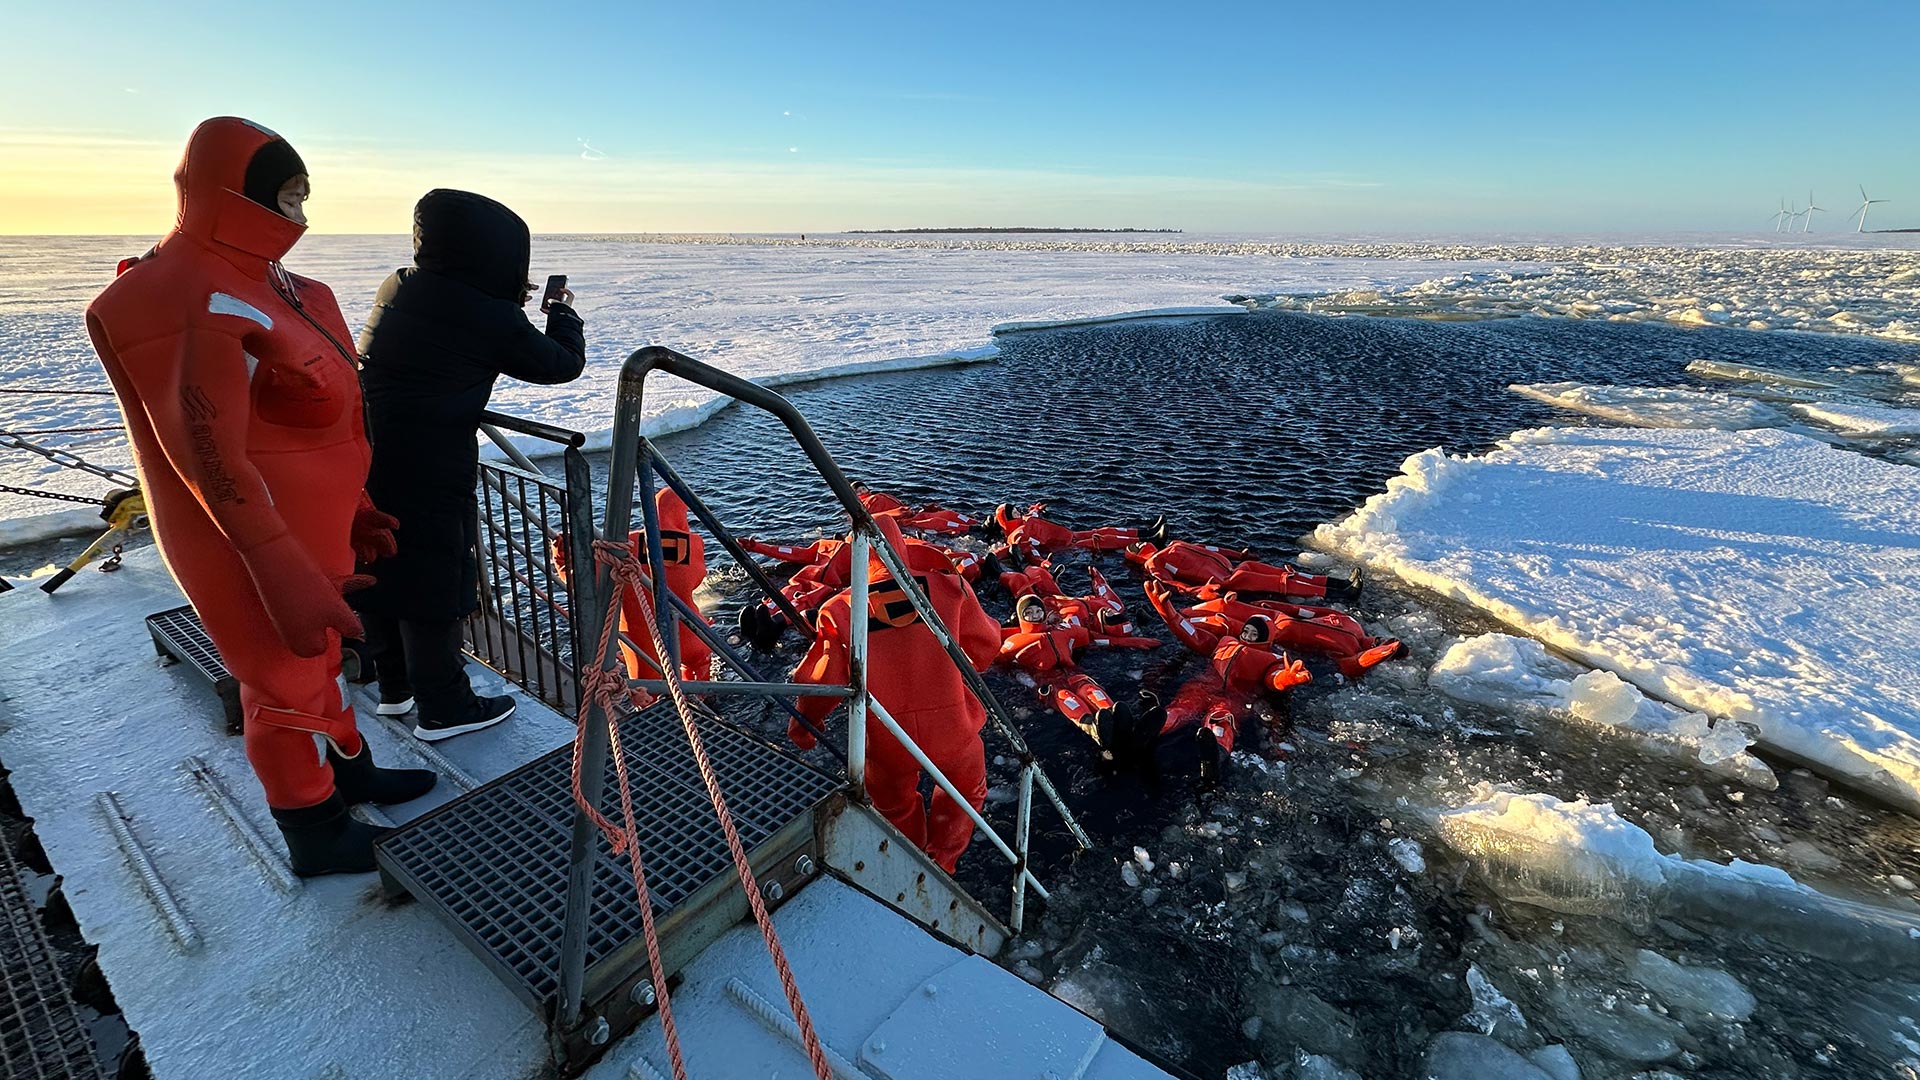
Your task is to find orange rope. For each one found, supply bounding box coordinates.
[569,539,832,1080]
[626,555,835,1080]
[570,540,686,1079]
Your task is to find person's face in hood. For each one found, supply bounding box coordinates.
[276,175,310,226]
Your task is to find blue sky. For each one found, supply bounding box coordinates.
[2,0,1915,233]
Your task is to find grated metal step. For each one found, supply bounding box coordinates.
[375,699,839,1013]
[2,832,106,1080]
[144,605,242,736]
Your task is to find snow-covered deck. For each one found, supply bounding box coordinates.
[0,548,1171,1080]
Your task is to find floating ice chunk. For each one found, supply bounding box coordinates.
[1430,634,1774,788]
[1133,846,1155,872]
[1791,400,1920,437]
[1322,428,1920,809]
[1288,1051,1363,1080]
[1686,358,1840,389]
[1510,381,1784,430]
[1466,963,1530,1041]
[1526,1044,1582,1080]
[1628,949,1755,1021]
[1120,862,1141,888]
[1225,1063,1266,1080]
[1389,837,1427,874]
[1422,1032,1555,1080]
[1435,787,1920,973]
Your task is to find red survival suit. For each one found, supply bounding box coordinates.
[1178,585,1406,679]
[995,560,1132,633]
[792,519,1002,872]
[1127,540,1350,602]
[741,530,976,634]
[553,488,713,683]
[858,487,978,537]
[998,595,1159,743]
[1143,581,1311,755]
[85,118,378,811]
[994,503,1142,562]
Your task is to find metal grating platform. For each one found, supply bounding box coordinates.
[2,831,106,1080]
[144,605,242,735]
[375,699,839,1011]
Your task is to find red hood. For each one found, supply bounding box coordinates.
[655,486,691,532]
[171,117,306,264]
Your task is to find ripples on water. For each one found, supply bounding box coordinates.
[636,312,1920,1080]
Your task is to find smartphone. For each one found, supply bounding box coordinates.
[540,274,568,313]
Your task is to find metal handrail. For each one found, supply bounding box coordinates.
[557,345,1092,1032]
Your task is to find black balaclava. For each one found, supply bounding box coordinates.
[242,139,307,217]
[412,188,532,302]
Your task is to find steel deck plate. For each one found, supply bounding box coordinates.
[2,831,106,1080]
[375,698,838,1010]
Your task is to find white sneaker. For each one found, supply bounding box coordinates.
[377,696,416,716]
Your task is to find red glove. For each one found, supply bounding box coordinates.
[240,533,366,657]
[787,717,818,751]
[350,497,400,563]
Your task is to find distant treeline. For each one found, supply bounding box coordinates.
[846,227,1183,235]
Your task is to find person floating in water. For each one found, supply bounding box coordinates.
[1174,584,1406,678]
[736,526,974,649]
[983,551,1134,633]
[1139,580,1312,776]
[854,481,979,537]
[1126,540,1361,603]
[991,502,1166,562]
[997,594,1161,757]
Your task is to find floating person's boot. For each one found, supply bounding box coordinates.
[1328,566,1363,604]
[1142,516,1169,547]
[1195,727,1223,790]
[736,605,766,650]
[326,741,436,805]
[272,793,387,877]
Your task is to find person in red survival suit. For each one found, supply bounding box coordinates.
[998,594,1161,757]
[85,118,433,876]
[1174,585,1407,679]
[991,502,1166,562]
[1125,540,1362,603]
[853,481,978,537]
[789,517,1002,871]
[554,488,714,685]
[1144,581,1313,697]
[737,528,973,650]
[983,550,1133,632]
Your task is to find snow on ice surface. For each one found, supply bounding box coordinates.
[1508,381,1786,430]
[1791,400,1920,436]
[1429,632,1774,787]
[1314,426,1920,811]
[1260,243,1920,342]
[0,233,1513,536]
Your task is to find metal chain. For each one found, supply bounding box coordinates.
[101,539,126,573]
[0,429,137,487]
[0,482,108,507]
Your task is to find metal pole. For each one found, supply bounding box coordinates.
[626,679,851,698]
[636,440,680,674]
[865,699,1048,900]
[865,534,1093,851]
[845,531,870,799]
[1011,764,1034,933]
[479,422,546,477]
[555,392,643,1031]
[647,445,815,638]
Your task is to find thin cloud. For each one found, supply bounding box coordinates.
[578,138,608,161]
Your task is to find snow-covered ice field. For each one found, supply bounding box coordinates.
[0,233,1520,540]
[1314,426,1920,811]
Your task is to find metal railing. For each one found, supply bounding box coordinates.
[468,413,593,715]
[556,345,1092,1031]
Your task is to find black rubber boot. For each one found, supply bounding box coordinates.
[327,741,436,806]
[1142,516,1169,547]
[272,794,386,877]
[979,550,1009,582]
[736,605,766,650]
[1330,567,1363,603]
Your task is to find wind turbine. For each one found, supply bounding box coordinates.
[1852,185,1889,233]
[1786,200,1803,232]
[1772,197,1790,232]
[1803,189,1825,233]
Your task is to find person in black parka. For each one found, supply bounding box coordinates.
[355,189,586,741]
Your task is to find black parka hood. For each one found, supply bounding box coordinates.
[412,189,530,302]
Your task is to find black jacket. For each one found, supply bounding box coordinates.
[354,189,586,619]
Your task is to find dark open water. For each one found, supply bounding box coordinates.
[634,311,1920,1080]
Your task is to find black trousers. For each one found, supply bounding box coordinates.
[360,614,476,725]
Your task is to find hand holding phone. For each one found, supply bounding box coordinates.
[540,274,572,314]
